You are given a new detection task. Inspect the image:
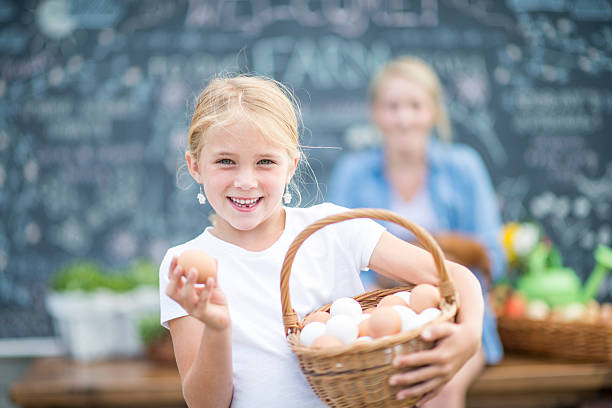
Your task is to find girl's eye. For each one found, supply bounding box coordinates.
[258,159,275,165]
[217,158,234,165]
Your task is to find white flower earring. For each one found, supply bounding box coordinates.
[282,185,292,205]
[197,184,207,205]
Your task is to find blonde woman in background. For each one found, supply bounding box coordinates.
[329,56,506,408]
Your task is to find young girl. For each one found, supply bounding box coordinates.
[160,74,484,408]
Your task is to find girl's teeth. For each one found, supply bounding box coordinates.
[231,198,258,208]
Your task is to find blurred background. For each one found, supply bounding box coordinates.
[1,0,611,406]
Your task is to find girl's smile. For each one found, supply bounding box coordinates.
[228,196,262,211]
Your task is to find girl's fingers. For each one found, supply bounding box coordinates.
[393,348,446,368]
[195,278,214,310]
[179,268,199,311]
[168,269,224,326]
[393,324,458,367]
[212,259,218,285]
[169,256,178,277]
[420,322,456,342]
[165,265,183,300]
[395,376,445,402]
[389,364,442,387]
[204,278,217,303]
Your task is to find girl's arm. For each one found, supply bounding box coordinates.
[369,231,484,403]
[166,258,233,408]
[169,317,233,407]
[369,231,483,332]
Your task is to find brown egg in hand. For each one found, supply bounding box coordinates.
[409,284,441,313]
[177,249,217,283]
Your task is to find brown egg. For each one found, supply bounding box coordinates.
[311,335,343,348]
[368,307,402,338]
[177,249,217,283]
[303,311,331,325]
[363,307,377,315]
[358,318,371,337]
[377,294,408,308]
[409,284,441,313]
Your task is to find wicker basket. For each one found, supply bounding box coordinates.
[497,315,612,362]
[280,209,458,408]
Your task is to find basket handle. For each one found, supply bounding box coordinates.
[280,208,455,336]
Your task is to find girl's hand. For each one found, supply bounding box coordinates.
[165,256,231,331]
[388,321,480,405]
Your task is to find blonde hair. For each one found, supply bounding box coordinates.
[369,56,452,141]
[187,74,305,204]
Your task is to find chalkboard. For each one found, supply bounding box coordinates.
[1,0,611,340]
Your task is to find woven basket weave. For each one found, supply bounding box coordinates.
[497,316,612,362]
[280,209,458,408]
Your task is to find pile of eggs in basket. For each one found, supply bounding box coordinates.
[300,284,442,348]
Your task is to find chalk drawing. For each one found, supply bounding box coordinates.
[252,35,390,90]
[0,25,30,54]
[576,163,612,201]
[184,0,440,37]
[497,176,530,222]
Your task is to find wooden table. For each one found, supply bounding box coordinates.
[10,358,185,408]
[10,355,612,408]
[467,355,612,408]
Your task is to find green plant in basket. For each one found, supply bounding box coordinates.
[516,242,612,307]
[496,239,612,363]
[499,222,612,321]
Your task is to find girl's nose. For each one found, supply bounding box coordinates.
[233,168,257,189]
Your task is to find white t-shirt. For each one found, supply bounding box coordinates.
[159,203,385,408]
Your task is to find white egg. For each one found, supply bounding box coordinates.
[526,300,549,320]
[354,336,373,343]
[559,302,585,322]
[394,291,411,305]
[355,313,371,323]
[330,297,362,319]
[299,322,327,346]
[326,315,359,345]
[419,307,442,324]
[392,305,417,319]
[393,305,423,331]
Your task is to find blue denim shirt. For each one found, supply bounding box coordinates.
[327,138,505,364]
